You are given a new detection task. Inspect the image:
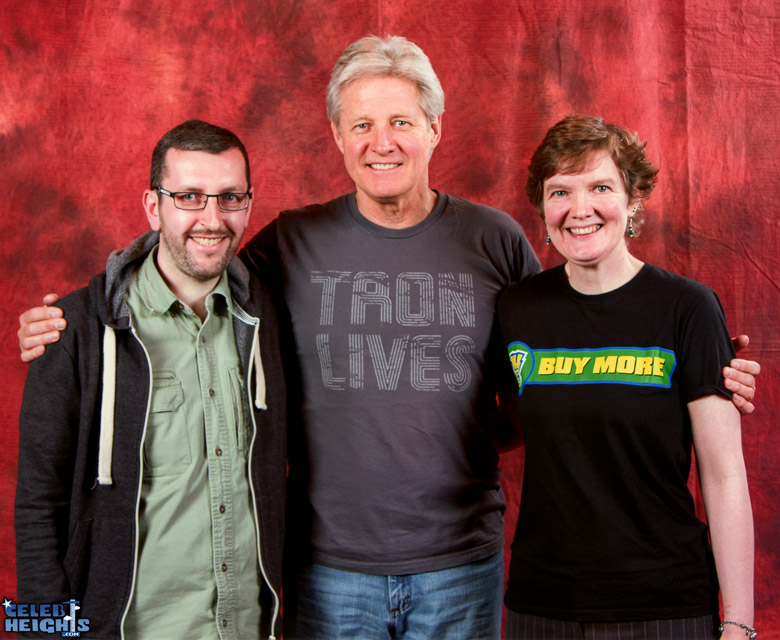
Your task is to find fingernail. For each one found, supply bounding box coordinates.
[54,320,66,329]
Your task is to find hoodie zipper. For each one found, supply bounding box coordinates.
[118,323,154,640]
[244,317,280,639]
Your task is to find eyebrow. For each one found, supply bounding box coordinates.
[175,185,248,193]
[544,176,620,192]
[349,113,417,123]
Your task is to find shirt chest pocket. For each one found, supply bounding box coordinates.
[143,370,192,477]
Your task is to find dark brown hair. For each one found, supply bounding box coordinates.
[149,119,250,190]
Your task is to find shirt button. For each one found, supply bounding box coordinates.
[201,336,207,343]
[221,563,228,572]
[169,310,176,318]
[209,389,215,397]
[219,505,226,514]
[215,448,223,456]
[221,619,228,627]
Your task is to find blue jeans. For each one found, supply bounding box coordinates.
[286,551,504,639]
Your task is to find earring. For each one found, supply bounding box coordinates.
[544,234,551,245]
[628,217,635,238]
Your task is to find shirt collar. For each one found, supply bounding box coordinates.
[135,246,233,317]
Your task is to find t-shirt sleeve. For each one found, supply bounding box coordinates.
[239,217,281,280]
[678,285,736,403]
[513,227,542,283]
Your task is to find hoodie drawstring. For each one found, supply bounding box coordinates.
[98,325,117,485]
[252,323,267,410]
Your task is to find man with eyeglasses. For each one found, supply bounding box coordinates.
[15,120,286,640]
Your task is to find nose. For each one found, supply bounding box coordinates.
[198,196,224,229]
[571,190,591,217]
[371,124,395,153]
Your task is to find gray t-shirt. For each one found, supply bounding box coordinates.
[244,192,540,574]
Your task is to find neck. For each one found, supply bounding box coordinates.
[565,253,644,294]
[154,259,219,322]
[355,188,438,229]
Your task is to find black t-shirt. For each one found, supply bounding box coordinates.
[498,263,734,621]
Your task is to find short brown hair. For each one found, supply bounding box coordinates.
[526,115,658,234]
[150,119,250,190]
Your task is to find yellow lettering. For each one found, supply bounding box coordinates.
[538,358,555,375]
[554,357,572,374]
[573,357,591,375]
[635,357,652,375]
[617,356,635,374]
[653,357,666,377]
[593,356,617,373]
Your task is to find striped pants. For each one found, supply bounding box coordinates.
[505,611,718,640]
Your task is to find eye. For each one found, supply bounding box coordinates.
[354,123,369,130]
[393,120,409,127]
[177,192,198,202]
[594,185,610,193]
[221,193,237,202]
[551,190,567,198]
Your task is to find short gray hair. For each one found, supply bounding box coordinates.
[327,35,445,127]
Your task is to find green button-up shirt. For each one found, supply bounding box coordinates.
[123,250,261,639]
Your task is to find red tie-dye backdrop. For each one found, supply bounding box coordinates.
[1,0,778,635]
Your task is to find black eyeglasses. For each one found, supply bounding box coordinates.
[156,187,252,211]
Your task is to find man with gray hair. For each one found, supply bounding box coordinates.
[19,35,760,639]
[244,35,537,638]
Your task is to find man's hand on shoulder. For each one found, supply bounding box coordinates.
[19,294,66,363]
[727,335,760,416]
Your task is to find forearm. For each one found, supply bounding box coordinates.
[690,395,754,628]
[700,470,754,625]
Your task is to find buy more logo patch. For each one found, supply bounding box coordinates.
[507,342,676,395]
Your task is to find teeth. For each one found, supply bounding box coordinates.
[369,163,399,170]
[569,225,601,236]
[192,237,222,246]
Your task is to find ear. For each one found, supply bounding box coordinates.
[331,121,345,154]
[429,114,443,150]
[143,189,161,231]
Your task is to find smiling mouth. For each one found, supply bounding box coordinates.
[368,163,401,170]
[568,224,602,236]
[191,236,225,247]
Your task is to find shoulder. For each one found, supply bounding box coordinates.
[278,194,351,226]
[443,193,525,233]
[500,266,562,305]
[442,193,541,276]
[55,272,108,326]
[25,277,107,380]
[641,264,724,308]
